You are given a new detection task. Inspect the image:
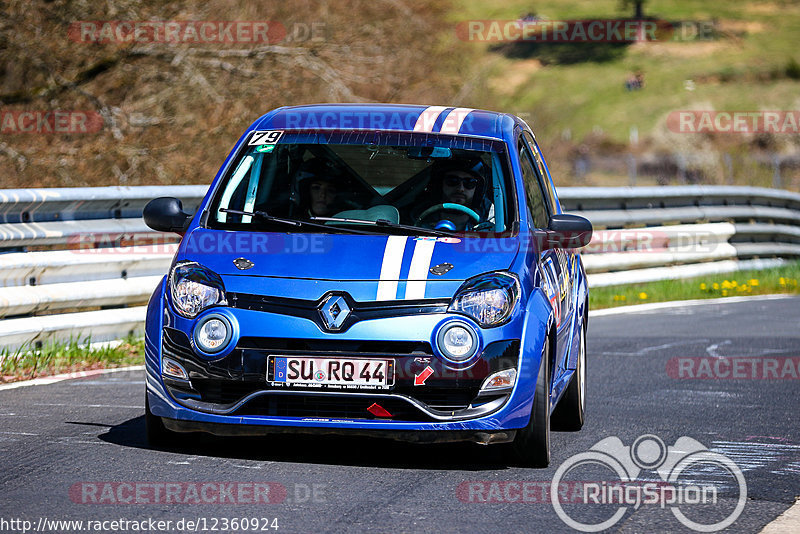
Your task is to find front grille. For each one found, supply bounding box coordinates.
[238,337,434,357]
[190,379,262,405]
[235,393,431,422]
[163,328,194,360]
[409,388,475,411]
[228,292,448,333]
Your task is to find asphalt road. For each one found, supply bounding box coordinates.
[1,296,798,533]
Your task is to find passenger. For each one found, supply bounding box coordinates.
[296,159,341,217]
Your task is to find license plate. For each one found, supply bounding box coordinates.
[269,356,394,389]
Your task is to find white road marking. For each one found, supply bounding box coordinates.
[760,498,800,534]
[0,365,144,391]
[32,403,142,409]
[705,340,732,357]
[589,294,794,317]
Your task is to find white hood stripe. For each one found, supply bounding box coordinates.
[404,239,436,299]
[377,235,408,300]
[439,107,474,134]
[413,106,448,133]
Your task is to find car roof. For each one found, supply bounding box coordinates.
[252,103,528,141]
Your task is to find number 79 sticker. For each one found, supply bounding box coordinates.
[248,130,284,145]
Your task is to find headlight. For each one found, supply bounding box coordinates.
[437,323,478,362]
[193,314,232,354]
[169,262,227,318]
[448,272,520,327]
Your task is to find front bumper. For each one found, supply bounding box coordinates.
[145,280,550,440]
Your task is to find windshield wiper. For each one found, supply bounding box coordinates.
[310,216,459,238]
[218,209,374,235]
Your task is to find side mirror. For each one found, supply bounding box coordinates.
[143,197,192,234]
[542,214,593,250]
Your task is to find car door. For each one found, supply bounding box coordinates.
[517,132,575,384]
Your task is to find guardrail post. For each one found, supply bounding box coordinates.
[772,154,782,189]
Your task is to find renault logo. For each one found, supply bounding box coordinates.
[319,294,351,331]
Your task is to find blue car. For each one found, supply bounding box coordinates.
[143,104,592,466]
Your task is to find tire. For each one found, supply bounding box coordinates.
[145,394,174,448]
[551,322,586,431]
[508,339,551,467]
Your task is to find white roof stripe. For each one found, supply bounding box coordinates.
[413,106,448,133]
[439,108,474,134]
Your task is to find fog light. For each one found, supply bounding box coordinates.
[162,357,188,380]
[480,369,517,391]
[193,314,232,354]
[437,323,478,362]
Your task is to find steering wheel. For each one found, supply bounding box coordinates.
[415,203,481,226]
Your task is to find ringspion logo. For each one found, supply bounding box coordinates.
[551,435,746,532]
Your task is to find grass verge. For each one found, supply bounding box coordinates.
[2,261,798,383]
[0,336,145,384]
[590,260,800,309]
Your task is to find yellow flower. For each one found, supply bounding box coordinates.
[749,279,759,286]
[613,295,620,301]
[722,289,728,296]
[731,280,738,287]
[620,295,627,301]
[700,283,707,290]
[712,283,720,290]
[721,280,732,289]
[639,292,648,300]
[740,284,749,292]
[779,277,786,286]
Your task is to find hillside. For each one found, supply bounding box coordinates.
[0,0,471,188]
[452,0,800,189]
[1,0,798,191]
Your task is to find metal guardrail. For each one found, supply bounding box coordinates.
[0,184,798,350]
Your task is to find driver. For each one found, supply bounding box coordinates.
[425,161,485,231]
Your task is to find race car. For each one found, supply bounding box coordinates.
[142,103,592,466]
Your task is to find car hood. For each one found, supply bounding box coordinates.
[177,229,520,301]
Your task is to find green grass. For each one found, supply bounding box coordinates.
[590,260,800,309]
[452,0,800,164]
[2,261,798,382]
[0,336,145,383]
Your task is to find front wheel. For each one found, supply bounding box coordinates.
[145,394,176,448]
[552,322,586,431]
[508,339,551,467]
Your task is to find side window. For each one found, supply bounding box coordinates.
[523,131,557,212]
[518,139,549,229]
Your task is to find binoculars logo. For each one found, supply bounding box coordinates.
[551,434,747,532]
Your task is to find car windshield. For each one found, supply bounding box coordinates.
[207,130,515,236]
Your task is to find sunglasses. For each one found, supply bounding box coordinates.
[444,175,479,189]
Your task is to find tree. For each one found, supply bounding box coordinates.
[620,0,646,19]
